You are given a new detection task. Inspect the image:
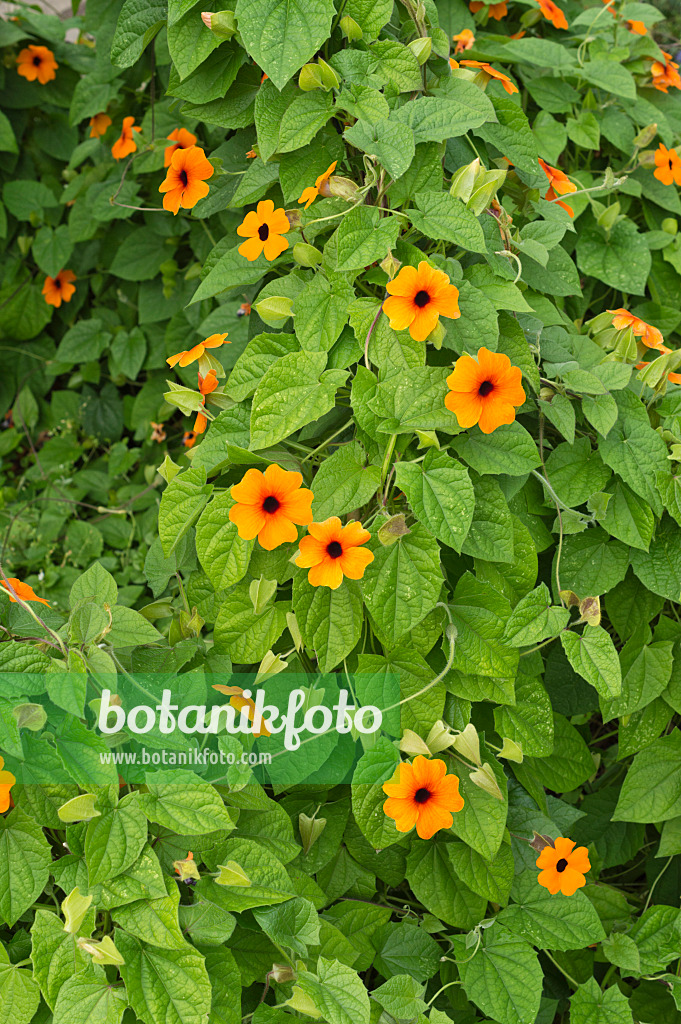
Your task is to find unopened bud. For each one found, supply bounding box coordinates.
[427,320,446,349]
[271,964,296,984]
[250,577,277,614]
[415,429,440,448]
[173,851,201,882]
[58,793,101,823]
[340,15,363,41]
[633,123,657,148]
[467,169,507,216]
[293,242,323,267]
[529,831,555,853]
[255,650,288,683]
[299,63,325,91]
[451,723,481,766]
[638,149,657,169]
[662,217,678,235]
[380,251,401,279]
[450,158,480,203]
[299,812,327,855]
[326,175,360,202]
[426,720,456,753]
[62,888,93,934]
[560,589,580,608]
[287,987,322,1018]
[286,611,303,651]
[284,208,302,229]
[597,202,620,231]
[378,513,410,546]
[408,36,432,65]
[469,762,504,800]
[254,295,294,326]
[158,454,181,483]
[12,702,46,730]
[578,596,601,626]
[399,730,432,756]
[179,607,204,639]
[637,354,672,390]
[78,935,125,966]
[519,8,542,27]
[201,10,237,39]
[498,737,523,763]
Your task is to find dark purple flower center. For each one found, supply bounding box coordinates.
[414,788,431,804]
[262,495,280,514]
[179,170,188,186]
[414,290,430,308]
[326,541,343,559]
[258,223,270,241]
[556,858,568,873]
[478,380,494,397]
[33,55,42,66]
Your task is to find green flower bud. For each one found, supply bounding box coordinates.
[378,513,410,546]
[62,888,93,934]
[293,242,323,267]
[201,10,237,39]
[408,36,432,65]
[633,122,658,148]
[467,169,507,216]
[298,63,325,91]
[340,15,363,41]
[254,295,295,326]
[58,793,101,823]
[450,158,480,203]
[299,812,327,855]
[662,217,678,235]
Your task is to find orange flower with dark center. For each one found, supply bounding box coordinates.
[446,346,526,434]
[607,308,664,349]
[651,51,681,93]
[42,270,76,308]
[469,1,507,19]
[230,465,314,550]
[89,113,112,138]
[0,757,15,814]
[194,369,219,434]
[535,0,568,29]
[237,200,290,261]
[298,161,338,209]
[164,127,198,168]
[458,60,518,95]
[0,576,50,606]
[296,518,374,590]
[167,333,229,368]
[112,116,140,160]
[536,837,590,896]
[383,261,461,342]
[538,157,577,216]
[16,44,58,84]
[237,302,251,317]
[159,145,214,214]
[627,19,646,34]
[183,431,197,448]
[382,756,464,840]
[654,144,681,187]
[452,29,475,53]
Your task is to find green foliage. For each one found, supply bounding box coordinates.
[1,2,681,1024]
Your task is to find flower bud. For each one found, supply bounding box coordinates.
[467,169,507,216]
[634,123,657,148]
[250,576,277,614]
[299,812,327,855]
[450,158,480,203]
[427,320,446,349]
[293,242,323,267]
[638,149,657,169]
[415,429,440,449]
[469,762,504,800]
[408,36,432,65]
[12,702,46,731]
[78,935,125,966]
[284,208,302,229]
[426,720,456,753]
[560,589,580,607]
[286,611,303,651]
[399,730,432,756]
[287,987,322,1017]
[299,63,325,91]
[380,250,401,279]
[637,354,672,389]
[662,217,678,235]
[519,8,542,27]
[201,10,237,39]
[62,888,93,934]
[578,596,601,626]
[597,202,621,232]
[326,175,361,202]
[179,607,204,638]
[58,793,101,823]
[254,295,294,327]
[255,650,288,683]
[378,513,410,546]
[451,723,481,766]
[158,454,181,483]
[271,964,296,984]
[340,15,363,41]
[498,737,523,763]
[173,850,201,882]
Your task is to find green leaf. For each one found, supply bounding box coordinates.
[109,228,170,281]
[372,975,427,1020]
[32,225,74,278]
[139,770,237,834]
[0,110,18,155]
[234,0,335,90]
[344,118,415,180]
[278,90,334,153]
[576,219,651,296]
[477,95,542,182]
[544,437,611,509]
[214,585,288,663]
[113,880,187,950]
[111,0,166,68]
[351,738,402,848]
[293,574,363,672]
[0,950,40,1024]
[498,872,606,952]
[294,275,355,353]
[211,837,298,911]
[461,475,515,563]
[53,973,127,1024]
[117,932,211,1024]
[449,573,517,682]
[332,206,401,273]
[361,524,443,643]
[250,351,348,450]
[344,0,394,39]
[580,60,637,100]
[454,928,543,1024]
[560,626,622,700]
[253,897,320,956]
[69,562,117,613]
[158,466,213,557]
[394,448,475,552]
[598,390,668,517]
[368,39,422,92]
[494,672,554,757]
[85,794,148,887]
[196,493,253,591]
[558,528,629,598]
[392,81,494,143]
[452,421,539,477]
[601,635,674,722]
[406,840,487,929]
[30,908,94,1009]
[503,584,569,648]
[226,333,298,402]
[106,606,164,647]
[448,756,509,860]
[527,713,594,793]
[448,840,515,905]
[0,808,51,926]
[297,957,370,1024]
[569,977,634,1024]
[409,191,486,254]
[311,441,380,520]
[613,731,681,823]
[630,517,681,602]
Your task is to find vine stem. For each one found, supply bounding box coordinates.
[542,949,580,989]
[0,563,67,656]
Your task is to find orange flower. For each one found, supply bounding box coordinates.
[607,309,664,350]
[230,465,314,551]
[237,200,290,261]
[600,0,617,16]
[16,44,58,84]
[167,333,229,369]
[446,346,526,434]
[296,518,374,590]
[112,116,140,160]
[173,850,201,881]
[510,29,526,39]
[0,576,50,606]
[535,0,568,30]
[246,149,257,158]
[298,161,338,209]
[469,1,507,19]
[627,19,646,35]
[42,270,76,308]
[383,262,460,342]
[212,685,271,738]
[159,145,214,214]
[459,60,518,95]
[452,29,475,54]
[536,837,590,896]
[0,757,15,814]
[538,157,577,217]
[654,143,681,187]
[193,369,219,434]
[150,422,166,443]
[89,113,112,138]
[237,302,251,317]
[651,51,681,93]
[164,127,198,168]
[382,756,464,840]
[183,431,197,448]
